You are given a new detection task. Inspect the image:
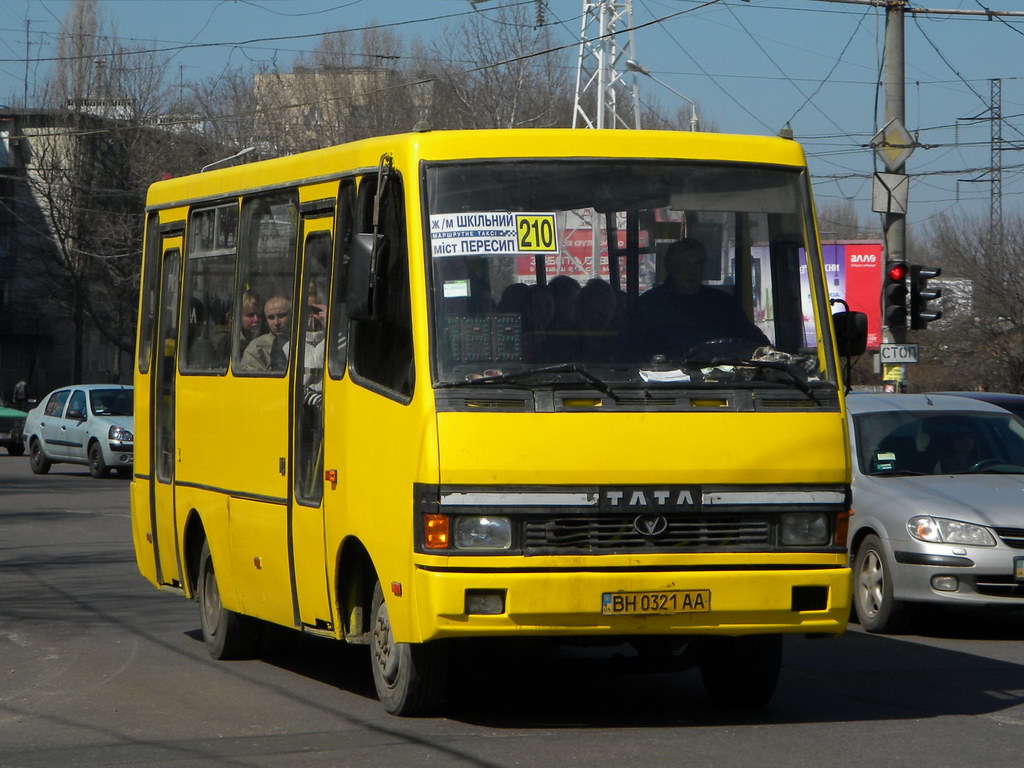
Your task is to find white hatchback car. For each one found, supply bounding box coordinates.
[847,393,1024,632]
[23,385,134,478]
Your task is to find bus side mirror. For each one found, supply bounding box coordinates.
[346,233,379,321]
[832,311,867,357]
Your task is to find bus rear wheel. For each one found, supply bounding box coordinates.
[370,580,447,716]
[699,634,782,709]
[197,541,259,660]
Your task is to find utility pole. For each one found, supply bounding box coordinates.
[24,18,31,106]
[882,1,907,347]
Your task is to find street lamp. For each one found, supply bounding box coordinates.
[625,59,699,132]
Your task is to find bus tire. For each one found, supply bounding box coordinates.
[197,541,259,660]
[853,534,905,633]
[699,634,782,709]
[370,580,447,716]
[88,441,111,478]
[29,438,50,474]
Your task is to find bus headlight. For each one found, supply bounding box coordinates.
[454,516,512,550]
[780,512,830,546]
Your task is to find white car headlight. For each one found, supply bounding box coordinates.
[908,515,996,546]
[108,425,134,442]
[453,516,512,549]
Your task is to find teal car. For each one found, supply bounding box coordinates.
[0,406,27,456]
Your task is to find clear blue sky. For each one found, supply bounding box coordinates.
[1,0,1022,234]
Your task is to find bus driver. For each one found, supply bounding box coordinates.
[624,238,769,362]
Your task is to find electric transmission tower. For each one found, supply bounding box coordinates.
[572,0,641,130]
[990,78,1003,250]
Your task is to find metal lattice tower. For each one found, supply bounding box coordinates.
[991,78,1003,251]
[572,0,641,130]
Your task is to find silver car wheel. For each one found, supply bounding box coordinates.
[857,547,884,619]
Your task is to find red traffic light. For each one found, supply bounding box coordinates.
[887,263,908,282]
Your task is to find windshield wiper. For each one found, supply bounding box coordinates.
[442,363,620,402]
[682,357,817,402]
[744,360,818,401]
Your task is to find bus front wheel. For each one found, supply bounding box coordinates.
[370,581,448,716]
[699,634,782,709]
[197,541,259,660]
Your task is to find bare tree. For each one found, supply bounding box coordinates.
[17,0,196,381]
[909,211,1024,392]
[817,199,864,240]
[426,3,573,129]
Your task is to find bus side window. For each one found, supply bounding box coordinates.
[137,213,161,374]
[233,192,299,376]
[181,203,237,374]
[328,180,356,379]
[295,230,331,505]
[348,174,414,399]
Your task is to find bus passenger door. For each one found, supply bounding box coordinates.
[151,239,183,586]
[290,215,334,629]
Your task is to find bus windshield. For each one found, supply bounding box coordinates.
[424,159,835,391]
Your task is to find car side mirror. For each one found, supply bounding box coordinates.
[66,408,86,421]
[832,311,868,357]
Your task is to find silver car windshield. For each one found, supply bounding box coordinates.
[854,410,1024,476]
[423,159,837,391]
[89,389,133,417]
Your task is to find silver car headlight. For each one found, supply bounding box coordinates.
[108,425,133,442]
[453,516,512,549]
[908,515,996,546]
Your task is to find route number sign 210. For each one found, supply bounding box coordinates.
[515,214,558,253]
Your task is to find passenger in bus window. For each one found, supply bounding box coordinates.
[522,283,555,362]
[623,238,769,363]
[576,278,618,360]
[216,291,262,361]
[548,275,581,334]
[239,294,292,372]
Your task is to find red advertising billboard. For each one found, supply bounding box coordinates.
[823,241,883,351]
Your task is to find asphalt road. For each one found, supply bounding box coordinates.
[3,454,1024,767]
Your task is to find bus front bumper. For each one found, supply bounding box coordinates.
[411,566,851,641]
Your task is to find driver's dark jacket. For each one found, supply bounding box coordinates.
[623,283,770,362]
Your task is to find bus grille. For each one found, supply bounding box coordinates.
[523,513,771,554]
[994,527,1024,549]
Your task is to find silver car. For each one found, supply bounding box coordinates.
[847,393,1024,632]
[23,385,134,478]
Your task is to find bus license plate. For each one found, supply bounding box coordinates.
[601,590,711,615]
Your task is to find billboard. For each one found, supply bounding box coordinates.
[823,241,883,351]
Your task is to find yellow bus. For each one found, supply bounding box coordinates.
[131,128,866,715]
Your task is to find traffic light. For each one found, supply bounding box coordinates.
[883,261,908,330]
[910,264,942,330]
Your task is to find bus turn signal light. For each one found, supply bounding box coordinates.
[424,514,450,549]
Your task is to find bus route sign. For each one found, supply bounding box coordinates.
[879,343,919,364]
